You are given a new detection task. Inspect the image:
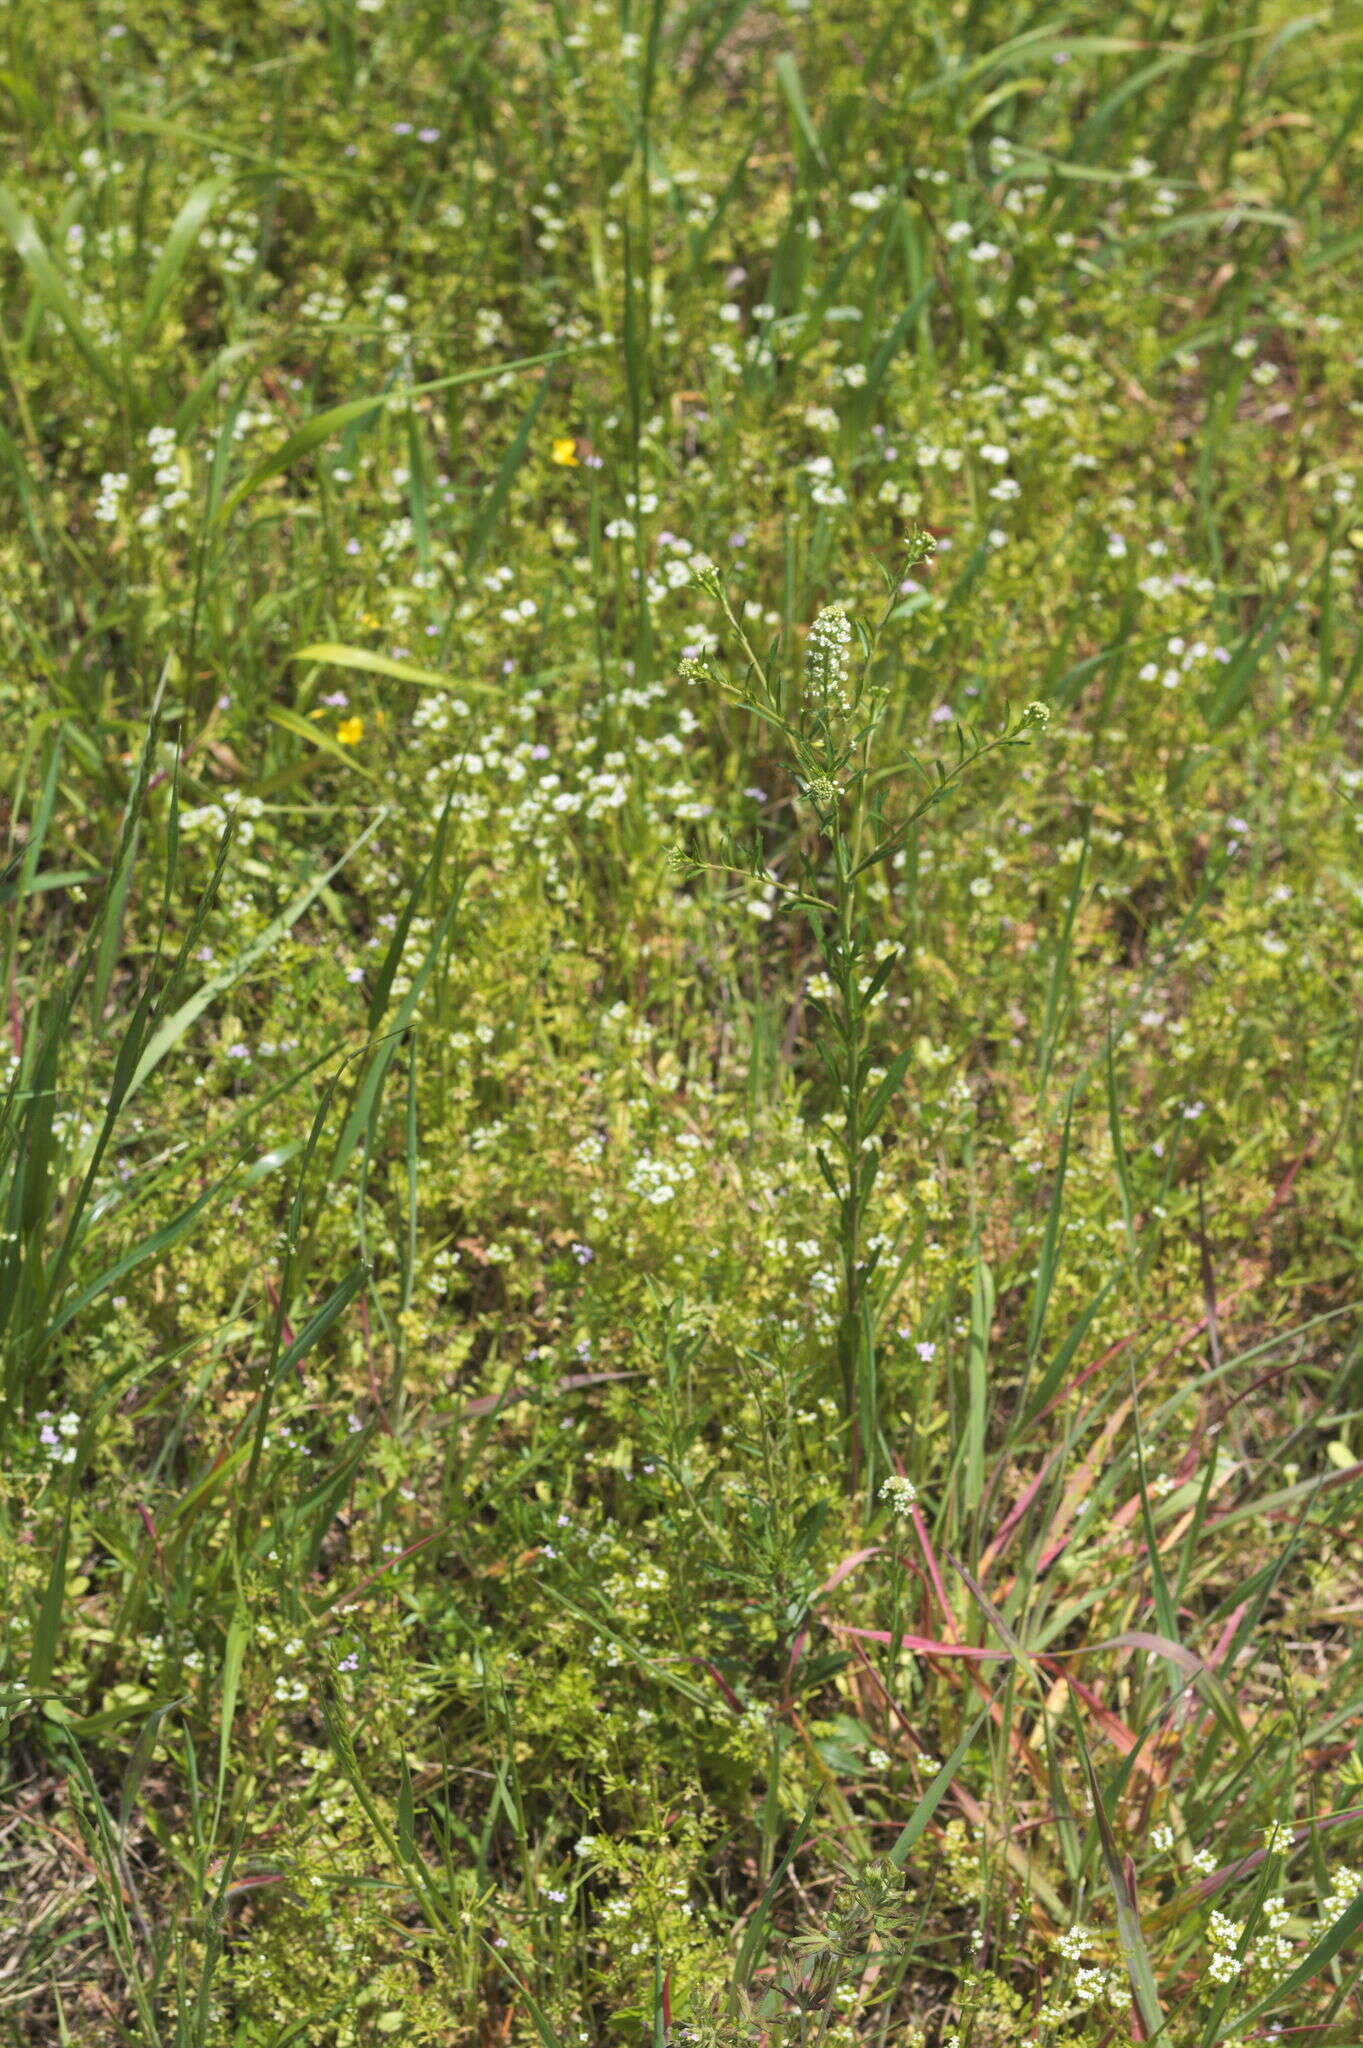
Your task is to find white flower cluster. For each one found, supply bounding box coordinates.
[94,470,128,523]
[141,1634,204,1676]
[273,1636,310,1705]
[202,211,259,277]
[803,452,848,508]
[406,684,710,892]
[626,1143,698,1206]
[139,424,190,530]
[1138,633,1227,692]
[879,1474,917,1517]
[180,790,265,845]
[1057,1922,1091,1963]
[644,531,711,604]
[300,285,346,324]
[806,602,852,713]
[1323,1863,1362,1913]
[1034,1919,1124,2023]
[37,1410,80,1465]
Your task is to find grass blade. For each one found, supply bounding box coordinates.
[0,185,118,392]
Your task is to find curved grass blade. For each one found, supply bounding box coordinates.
[0,186,118,392]
[288,643,496,697]
[136,175,232,343]
[266,703,379,779]
[124,810,385,1102]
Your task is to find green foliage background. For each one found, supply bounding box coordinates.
[2,0,1363,2042]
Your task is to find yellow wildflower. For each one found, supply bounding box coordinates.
[550,436,580,467]
[336,716,364,746]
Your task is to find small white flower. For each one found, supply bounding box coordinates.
[879,1474,917,1517]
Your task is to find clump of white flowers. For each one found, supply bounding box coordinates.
[37,1409,80,1465]
[273,1637,310,1705]
[139,423,191,529]
[1057,1922,1092,1963]
[879,1474,917,1517]
[94,470,128,523]
[806,601,853,716]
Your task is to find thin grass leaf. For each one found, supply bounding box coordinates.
[0,186,119,392]
[964,1253,992,1515]
[481,1943,566,2048]
[27,1464,76,1688]
[136,175,232,342]
[1072,1717,1169,2041]
[124,811,384,1101]
[774,51,826,170]
[265,703,379,778]
[887,1702,993,1867]
[1026,1088,1074,1365]
[735,1793,821,1984]
[211,1609,250,1846]
[465,365,554,570]
[288,643,496,697]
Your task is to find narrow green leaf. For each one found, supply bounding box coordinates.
[266,703,379,778]
[212,1608,250,1844]
[964,1255,993,1514]
[735,1794,821,1983]
[137,175,232,341]
[1027,1087,1073,1364]
[289,643,495,697]
[481,1944,566,2048]
[1073,1725,1168,2040]
[330,887,464,1178]
[1039,826,1087,1095]
[28,1472,75,1687]
[465,367,554,570]
[774,51,826,169]
[272,1261,367,1385]
[863,1047,912,1136]
[397,1752,415,1863]
[0,866,100,904]
[49,1170,237,1340]
[124,811,384,1102]
[888,1703,992,1868]
[0,186,118,391]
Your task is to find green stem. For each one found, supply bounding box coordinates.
[833,813,867,1484]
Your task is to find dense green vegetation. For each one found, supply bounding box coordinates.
[3,1,1363,2041]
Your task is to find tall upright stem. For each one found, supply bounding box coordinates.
[834,815,867,1487]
